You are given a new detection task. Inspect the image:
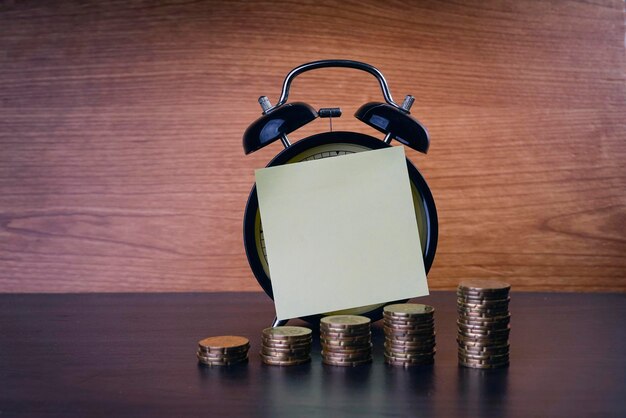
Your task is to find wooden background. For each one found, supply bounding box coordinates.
[1,0,624,293]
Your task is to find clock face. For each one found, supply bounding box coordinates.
[244,132,437,322]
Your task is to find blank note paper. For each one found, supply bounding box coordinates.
[255,146,428,320]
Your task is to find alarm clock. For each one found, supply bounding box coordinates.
[242,60,438,326]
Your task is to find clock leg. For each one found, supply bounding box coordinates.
[272,317,288,327]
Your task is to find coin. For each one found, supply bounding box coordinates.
[262,326,312,340]
[457,290,510,300]
[458,279,511,293]
[322,343,372,353]
[197,353,248,366]
[321,315,371,327]
[383,303,435,316]
[457,291,511,300]
[196,349,248,360]
[383,314,434,324]
[460,351,509,361]
[196,335,251,365]
[385,349,436,359]
[457,337,510,347]
[457,293,511,301]
[198,346,249,357]
[262,337,311,347]
[384,303,437,367]
[197,350,248,361]
[459,359,509,369]
[457,280,511,368]
[385,357,434,367]
[384,353,434,365]
[321,336,371,347]
[458,327,510,338]
[197,354,248,364]
[386,346,436,355]
[260,326,312,366]
[320,328,371,338]
[385,341,436,351]
[383,321,434,330]
[384,327,436,337]
[383,319,435,328]
[198,336,250,352]
[458,314,511,324]
[458,302,509,310]
[261,346,310,356]
[320,324,371,335]
[458,343,509,353]
[457,321,510,331]
[260,354,311,366]
[322,357,373,367]
[457,302,510,311]
[322,349,372,360]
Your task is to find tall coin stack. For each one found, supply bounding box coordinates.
[260,326,312,366]
[457,280,511,369]
[196,336,250,366]
[383,303,436,367]
[320,315,372,366]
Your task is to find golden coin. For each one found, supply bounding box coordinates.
[197,353,248,366]
[384,353,434,365]
[385,358,434,367]
[322,350,372,361]
[196,349,248,360]
[198,335,249,351]
[260,354,311,366]
[458,314,511,324]
[321,343,371,351]
[459,361,509,369]
[320,327,371,338]
[385,333,436,343]
[383,303,435,316]
[320,335,371,346]
[320,324,371,335]
[460,351,509,361]
[260,346,310,356]
[385,342,436,353]
[458,343,509,354]
[198,345,249,356]
[458,279,511,292]
[321,315,371,327]
[383,316,434,326]
[457,321,510,331]
[262,326,312,340]
[322,357,372,367]
[385,349,436,359]
[384,328,436,338]
[261,336,311,347]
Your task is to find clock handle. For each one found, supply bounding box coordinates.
[263,60,413,114]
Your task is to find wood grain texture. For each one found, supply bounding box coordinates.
[0,0,624,292]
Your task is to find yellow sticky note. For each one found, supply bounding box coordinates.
[255,146,428,320]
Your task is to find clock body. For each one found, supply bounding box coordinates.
[243,131,438,324]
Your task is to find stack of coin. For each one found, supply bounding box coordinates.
[457,280,511,369]
[260,326,312,366]
[383,303,436,367]
[196,335,250,366]
[320,315,372,366]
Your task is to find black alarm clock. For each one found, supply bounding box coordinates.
[242,60,438,326]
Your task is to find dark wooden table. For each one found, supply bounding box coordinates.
[1,292,624,417]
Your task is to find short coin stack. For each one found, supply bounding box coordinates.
[260,326,312,366]
[383,303,436,367]
[320,315,372,366]
[457,280,511,369]
[196,335,250,366]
